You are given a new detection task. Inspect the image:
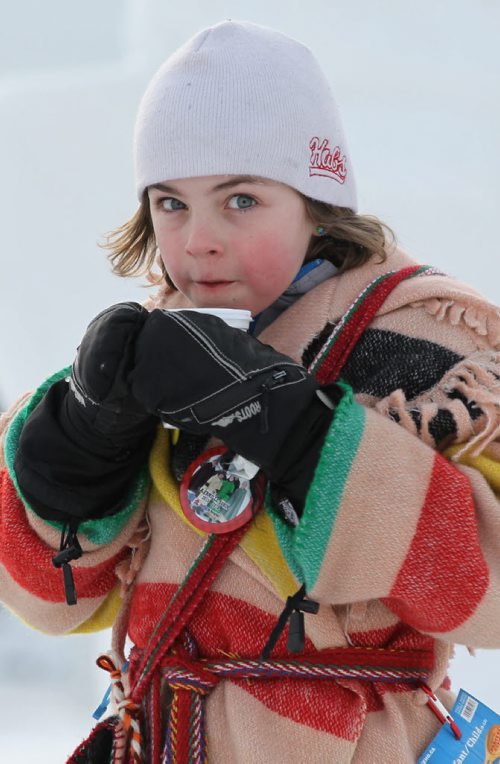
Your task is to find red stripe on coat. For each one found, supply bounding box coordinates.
[0,468,127,602]
[383,453,489,632]
[129,583,429,739]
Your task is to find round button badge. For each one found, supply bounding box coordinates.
[180,447,259,534]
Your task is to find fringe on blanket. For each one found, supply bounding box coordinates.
[411,296,500,350]
[376,351,500,459]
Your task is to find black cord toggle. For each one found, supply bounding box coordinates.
[52,520,82,606]
[261,584,319,659]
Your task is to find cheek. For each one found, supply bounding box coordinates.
[240,233,304,286]
[156,230,184,275]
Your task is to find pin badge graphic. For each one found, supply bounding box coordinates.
[180,447,260,534]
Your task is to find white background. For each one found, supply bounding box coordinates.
[0,1,499,760]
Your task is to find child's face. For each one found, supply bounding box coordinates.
[148,175,315,315]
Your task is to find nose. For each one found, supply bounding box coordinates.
[185,215,224,258]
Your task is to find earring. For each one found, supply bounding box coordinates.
[315,225,327,237]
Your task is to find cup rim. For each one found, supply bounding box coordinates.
[166,307,252,318]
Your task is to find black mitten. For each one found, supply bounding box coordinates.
[131,310,341,511]
[15,302,157,522]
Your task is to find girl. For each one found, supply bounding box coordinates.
[1,19,500,763]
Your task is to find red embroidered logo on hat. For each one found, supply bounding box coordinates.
[309,137,347,184]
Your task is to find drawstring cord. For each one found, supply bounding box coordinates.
[261,584,319,659]
[52,518,82,605]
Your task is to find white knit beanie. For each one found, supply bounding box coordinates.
[134,20,357,211]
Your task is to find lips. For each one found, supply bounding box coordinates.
[195,280,234,288]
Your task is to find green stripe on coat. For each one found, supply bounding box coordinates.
[269,382,365,592]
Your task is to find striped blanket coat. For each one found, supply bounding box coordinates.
[1,246,500,762]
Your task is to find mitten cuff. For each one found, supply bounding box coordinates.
[268,384,342,518]
[14,378,155,522]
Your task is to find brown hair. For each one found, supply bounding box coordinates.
[301,197,393,272]
[102,191,394,286]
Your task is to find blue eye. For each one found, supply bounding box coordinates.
[227,194,256,210]
[161,197,186,211]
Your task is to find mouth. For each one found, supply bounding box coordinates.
[194,280,234,289]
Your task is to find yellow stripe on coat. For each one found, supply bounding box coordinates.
[69,585,122,634]
[446,444,500,494]
[149,427,299,601]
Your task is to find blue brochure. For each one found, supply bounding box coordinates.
[418,689,500,763]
